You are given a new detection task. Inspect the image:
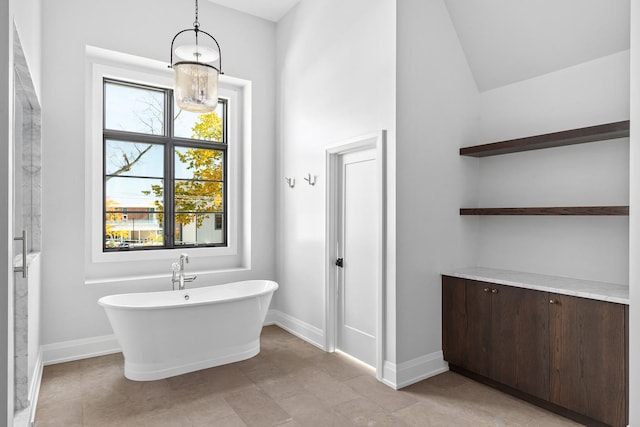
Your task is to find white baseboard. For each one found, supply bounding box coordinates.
[265,309,325,350]
[41,310,321,366]
[266,310,447,390]
[39,312,450,391]
[263,309,279,326]
[40,311,446,391]
[381,351,448,389]
[42,334,121,365]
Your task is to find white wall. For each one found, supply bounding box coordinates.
[40,0,277,346]
[629,1,639,424]
[395,0,479,363]
[275,0,396,357]
[477,51,630,284]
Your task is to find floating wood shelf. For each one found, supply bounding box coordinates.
[460,206,629,216]
[460,121,630,157]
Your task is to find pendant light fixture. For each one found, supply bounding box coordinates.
[169,0,223,113]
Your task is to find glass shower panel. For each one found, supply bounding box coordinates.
[13,64,42,413]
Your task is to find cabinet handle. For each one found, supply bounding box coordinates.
[549,299,558,304]
[14,230,27,279]
[483,287,491,293]
[491,288,499,294]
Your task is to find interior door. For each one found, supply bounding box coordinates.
[336,148,377,367]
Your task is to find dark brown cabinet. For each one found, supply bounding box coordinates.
[441,276,467,367]
[442,275,628,427]
[491,283,550,400]
[549,293,628,427]
[442,277,549,399]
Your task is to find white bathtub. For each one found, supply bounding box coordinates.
[98,280,278,381]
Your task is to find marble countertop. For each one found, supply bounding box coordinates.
[443,267,629,305]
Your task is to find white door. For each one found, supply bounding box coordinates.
[336,148,377,367]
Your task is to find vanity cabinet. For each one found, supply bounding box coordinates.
[442,275,628,427]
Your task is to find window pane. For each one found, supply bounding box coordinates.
[105,82,165,135]
[175,213,224,245]
[105,212,164,249]
[105,140,164,177]
[174,147,223,180]
[102,79,228,252]
[175,181,223,213]
[106,177,164,211]
[174,101,224,142]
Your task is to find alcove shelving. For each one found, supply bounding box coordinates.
[460,120,630,216]
[460,206,629,216]
[460,120,629,157]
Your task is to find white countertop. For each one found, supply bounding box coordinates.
[443,267,629,305]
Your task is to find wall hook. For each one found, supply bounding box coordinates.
[304,173,317,186]
[285,177,295,188]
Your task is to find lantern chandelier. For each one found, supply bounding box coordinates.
[169,0,223,113]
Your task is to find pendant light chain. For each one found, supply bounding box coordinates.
[194,0,200,31]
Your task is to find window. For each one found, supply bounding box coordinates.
[102,79,227,251]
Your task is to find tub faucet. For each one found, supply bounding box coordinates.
[171,253,197,290]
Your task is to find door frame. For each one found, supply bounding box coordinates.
[325,131,386,380]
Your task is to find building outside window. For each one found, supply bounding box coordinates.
[102,79,227,251]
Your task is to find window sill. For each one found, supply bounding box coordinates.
[84,266,250,286]
[92,245,237,264]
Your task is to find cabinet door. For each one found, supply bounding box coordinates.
[491,284,549,400]
[441,276,467,367]
[549,294,627,427]
[464,280,492,377]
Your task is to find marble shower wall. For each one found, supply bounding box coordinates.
[14,30,41,253]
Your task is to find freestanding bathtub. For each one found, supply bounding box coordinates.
[98,280,278,381]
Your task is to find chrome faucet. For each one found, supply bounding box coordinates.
[171,253,197,290]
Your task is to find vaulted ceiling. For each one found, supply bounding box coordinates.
[207,0,630,92]
[206,0,300,22]
[443,0,630,91]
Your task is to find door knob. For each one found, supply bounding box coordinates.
[491,288,499,294]
[483,287,491,293]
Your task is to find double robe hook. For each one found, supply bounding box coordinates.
[285,173,317,189]
[284,177,295,188]
[304,173,317,186]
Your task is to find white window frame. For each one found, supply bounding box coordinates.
[85,46,250,266]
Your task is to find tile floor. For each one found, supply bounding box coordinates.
[35,326,581,426]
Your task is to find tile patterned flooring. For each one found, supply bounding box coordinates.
[35,326,582,426]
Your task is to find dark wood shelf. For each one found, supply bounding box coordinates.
[460,121,630,157]
[460,206,629,216]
